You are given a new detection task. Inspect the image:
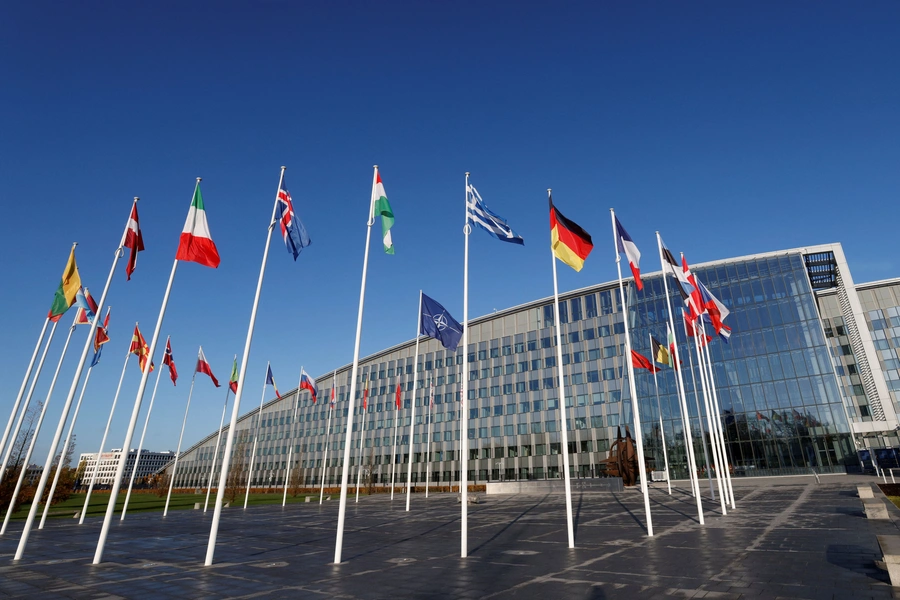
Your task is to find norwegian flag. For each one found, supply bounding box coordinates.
[162,337,178,385]
[274,178,311,260]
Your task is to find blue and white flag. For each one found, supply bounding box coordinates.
[420,293,463,351]
[466,183,524,245]
[275,178,311,261]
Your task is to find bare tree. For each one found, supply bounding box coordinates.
[0,400,42,513]
[225,440,247,504]
[41,433,77,505]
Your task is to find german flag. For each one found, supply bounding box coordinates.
[550,195,593,271]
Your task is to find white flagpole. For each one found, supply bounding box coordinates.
[0,320,58,486]
[460,172,471,558]
[283,370,304,507]
[354,386,367,502]
[426,379,434,498]
[549,190,575,548]
[700,322,735,509]
[2,311,78,536]
[205,167,285,566]
[656,233,704,521]
[245,362,270,510]
[334,165,379,565]
[320,371,336,505]
[81,343,132,524]
[389,376,401,500]
[610,209,652,537]
[649,333,671,495]
[681,312,715,500]
[39,358,96,529]
[693,327,727,515]
[205,382,231,512]
[405,291,422,511]
[164,369,197,517]
[0,318,50,462]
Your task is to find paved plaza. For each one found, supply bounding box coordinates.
[0,475,898,599]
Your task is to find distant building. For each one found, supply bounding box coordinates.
[23,464,43,485]
[77,449,175,486]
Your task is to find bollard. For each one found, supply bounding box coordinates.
[194,502,201,509]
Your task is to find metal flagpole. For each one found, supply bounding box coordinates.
[81,343,132,524]
[700,321,735,509]
[425,378,434,498]
[0,320,58,486]
[205,167,285,566]
[682,312,715,500]
[205,383,231,512]
[245,363,270,509]
[389,375,401,500]
[405,291,422,511]
[693,328,727,515]
[40,360,96,529]
[650,333,671,495]
[610,209,653,536]
[0,318,49,462]
[355,382,367,502]
[460,172,471,558]
[334,165,378,565]
[2,311,78,536]
[283,371,304,507]
[549,192,575,548]
[320,371,336,505]
[164,369,197,517]
[122,343,166,520]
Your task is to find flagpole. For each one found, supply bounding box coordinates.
[681,313,715,500]
[610,209,652,536]
[2,311,78,536]
[39,361,95,529]
[405,290,422,511]
[460,172,470,558]
[649,333,671,495]
[320,371,336,505]
[355,385,367,502]
[205,167,285,566]
[245,364,269,509]
[549,191,576,548]
[283,369,304,507]
[655,233,704,521]
[389,377,401,500]
[700,321,735,509]
[0,320,58,486]
[205,383,231,512]
[81,343,132,524]
[425,379,434,498]
[164,370,197,517]
[693,327,727,515]
[121,345,166,520]
[334,165,378,565]
[0,318,49,462]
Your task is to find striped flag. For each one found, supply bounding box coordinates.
[614,216,642,290]
[48,246,82,322]
[466,182,524,245]
[195,347,220,387]
[124,202,144,280]
[163,338,178,385]
[175,181,221,268]
[130,325,154,373]
[373,169,394,254]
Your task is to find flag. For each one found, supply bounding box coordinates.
[372,170,395,254]
[330,386,336,409]
[124,202,144,280]
[175,182,221,268]
[300,368,318,402]
[771,410,783,423]
[162,338,178,385]
[696,278,731,334]
[130,325,154,373]
[631,350,660,373]
[275,178,311,260]
[549,195,593,271]
[48,246,82,322]
[614,216,642,290]
[74,287,98,325]
[659,235,694,301]
[756,411,769,422]
[666,323,680,369]
[683,309,713,346]
[91,308,111,367]
[196,347,220,387]
[651,336,669,366]
[420,293,463,351]
[363,378,369,410]
[395,383,401,410]
[229,358,239,393]
[466,182,524,245]
[265,365,281,398]
[681,257,705,321]
[429,379,434,411]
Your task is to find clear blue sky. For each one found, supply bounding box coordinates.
[1,2,898,463]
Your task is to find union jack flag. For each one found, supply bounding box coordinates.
[274,178,311,260]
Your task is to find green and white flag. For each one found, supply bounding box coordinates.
[373,170,394,254]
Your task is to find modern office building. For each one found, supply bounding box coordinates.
[163,243,900,488]
[78,449,175,486]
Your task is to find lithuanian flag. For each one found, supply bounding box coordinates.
[48,246,82,322]
[550,195,593,272]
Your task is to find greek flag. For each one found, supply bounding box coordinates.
[466,184,524,245]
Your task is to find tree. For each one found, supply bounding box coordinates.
[224,440,247,504]
[288,463,302,498]
[41,433,77,505]
[0,400,42,513]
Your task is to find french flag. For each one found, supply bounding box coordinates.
[614,216,642,290]
[300,368,318,403]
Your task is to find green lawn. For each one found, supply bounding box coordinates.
[11,491,318,521]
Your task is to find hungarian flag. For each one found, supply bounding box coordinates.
[196,347,220,387]
[614,216,642,291]
[48,246,82,322]
[266,364,281,398]
[175,181,221,268]
[395,383,402,409]
[130,325,154,373]
[631,349,660,373]
[162,338,178,385]
[549,194,593,272]
[229,358,238,393]
[362,378,369,410]
[373,169,394,255]
[74,287,98,325]
[91,308,111,367]
[300,368,318,402]
[124,201,144,280]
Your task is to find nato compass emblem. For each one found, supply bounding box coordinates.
[433,312,449,331]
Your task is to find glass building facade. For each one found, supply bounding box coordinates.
[167,243,895,488]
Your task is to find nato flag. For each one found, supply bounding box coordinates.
[420,293,463,352]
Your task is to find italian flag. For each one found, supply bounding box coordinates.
[175,181,221,268]
[373,171,394,255]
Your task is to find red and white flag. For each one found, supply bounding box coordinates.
[196,346,220,387]
[176,181,221,268]
[124,202,144,280]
